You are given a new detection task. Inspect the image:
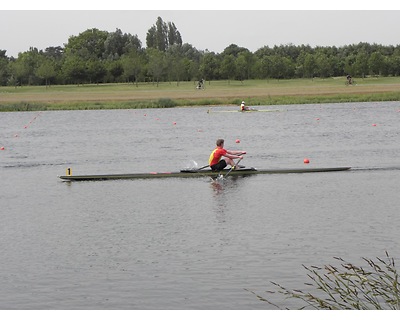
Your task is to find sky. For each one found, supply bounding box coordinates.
[1,2,400,58]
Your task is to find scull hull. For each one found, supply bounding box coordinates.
[59,166,351,181]
[207,109,280,113]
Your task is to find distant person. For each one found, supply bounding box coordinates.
[346,74,353,85]
[196,79,204,89]
[209,139,246,171]
[240,101,250,111]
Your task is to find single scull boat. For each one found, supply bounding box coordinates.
[59,166,351,181]
[207,109,281,113]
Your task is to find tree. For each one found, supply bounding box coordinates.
[13,47,42,85]
[369,52,384,76]
[146,17,182,52]
[235,51,254,81]
[103,28,142,60]
[354,51,369,77]
[221,44,248,58]
[388,54,400,76]
[165,44,185,85]
[86,60,106,84]
[303,53,316,79]
[62,55,87,84]
[258,55,273,79]
[9,56,29,86]
[0,50,10,86]
[315,52,331,78]
[65,28,108,60]
[199,51,219,82]
[146,48,166,85]
[235,54,248,82]
[220,54,236,83]
[146,17,168,52]
[121,48,145,86]
[35,57,56,87]
[44,46,64,60]
[167,22,182,47]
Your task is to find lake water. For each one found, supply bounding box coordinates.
[1,101,400,309]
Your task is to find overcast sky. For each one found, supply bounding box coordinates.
[1,2,400,57]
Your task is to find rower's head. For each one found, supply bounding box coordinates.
[241,101,245,105]
[216,139,224,147]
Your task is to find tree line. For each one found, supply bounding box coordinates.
[1,16,400,87]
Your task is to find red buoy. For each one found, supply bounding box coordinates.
[304,158,310,164]
[235,139,240,143]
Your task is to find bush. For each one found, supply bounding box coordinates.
[248,251,400,310]
[157,98,176,108]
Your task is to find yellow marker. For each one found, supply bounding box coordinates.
[66,168,72,176]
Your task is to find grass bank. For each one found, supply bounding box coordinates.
[1,77,400,111]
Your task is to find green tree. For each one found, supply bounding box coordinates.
[9,57,28,86]
[86,60,106,84]
[167,22,182,47]
[43,46,64,60]
[221,44,248,58]
[146,48,166,85]
[65,28,108,60]
[146,17,182,52]
[369,52,384,76]
[303,53,316,79]
[219,54,236,83]
[121,48,145,86]
[235,54,248,82]
[13,47,42,85]
[62,55,87,84]
[103,28,142,60]
[146,17,168,52]
[165,44,186,85]
[315,52,331,78]
[35,57,56,87]
[388,55,400,76]
[354,51,369,77]
[0,50,10,86]
[258,55,273,79]
[235,51,254,81]
[199,51,219,82]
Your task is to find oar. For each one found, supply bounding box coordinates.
[224,158,242,178]
[181,164,209,173]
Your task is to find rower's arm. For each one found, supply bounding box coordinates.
[226,150,246,155]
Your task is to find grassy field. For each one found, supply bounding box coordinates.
[1,77,400,111]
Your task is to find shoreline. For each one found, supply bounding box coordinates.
[1,78,400,111]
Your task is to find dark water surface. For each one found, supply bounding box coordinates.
[1,102,400,309]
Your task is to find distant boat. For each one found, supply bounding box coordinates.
[207,108,281,113]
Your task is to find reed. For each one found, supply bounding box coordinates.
[247,251,400,310]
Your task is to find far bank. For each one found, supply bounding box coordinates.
[1,78,400,112]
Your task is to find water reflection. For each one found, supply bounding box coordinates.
[209,176,243,219]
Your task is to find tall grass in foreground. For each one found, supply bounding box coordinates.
[247,251,400,310]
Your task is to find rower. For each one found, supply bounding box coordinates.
[209,138,246,171]
[240,101,250,111]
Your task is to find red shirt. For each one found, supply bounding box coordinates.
[209,147,227,166]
